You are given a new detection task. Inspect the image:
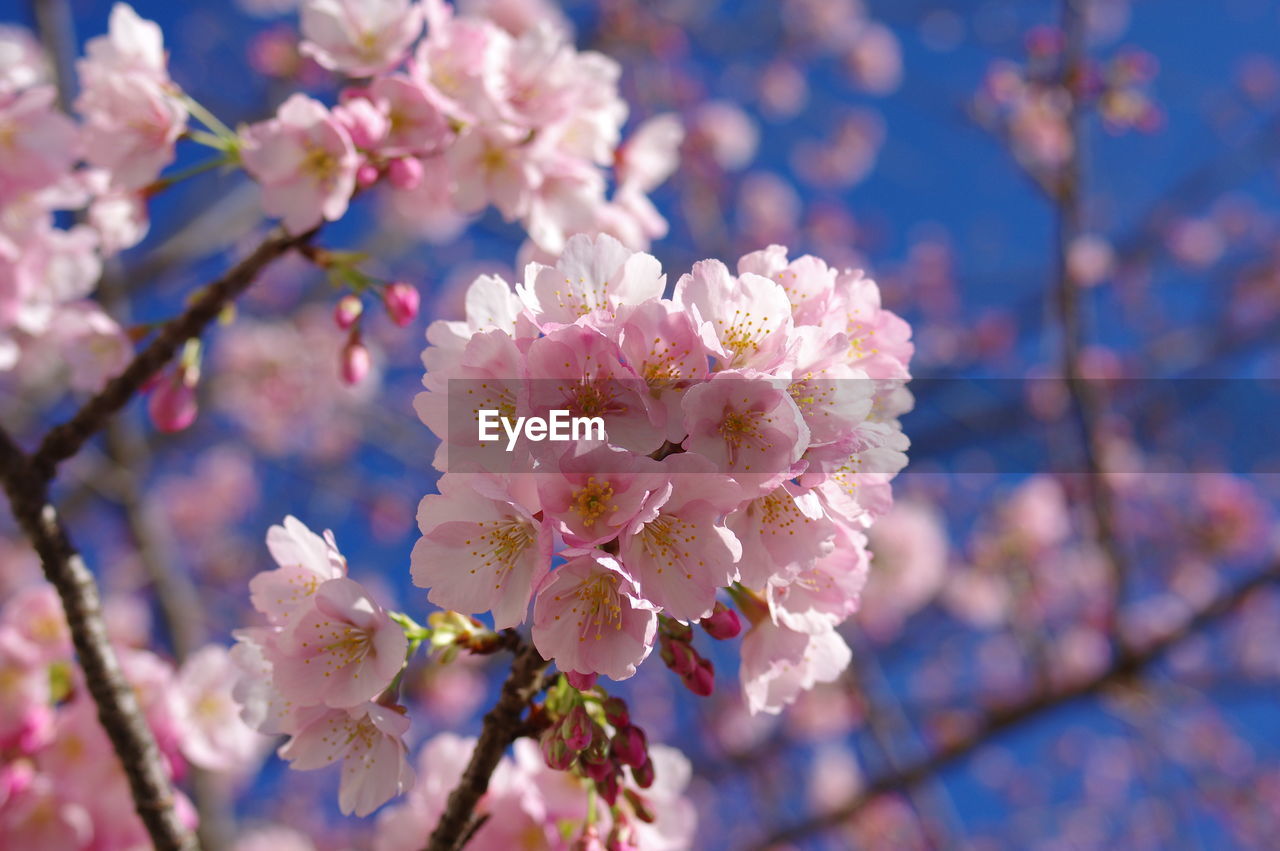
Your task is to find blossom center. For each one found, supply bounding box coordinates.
[571,477,616,527]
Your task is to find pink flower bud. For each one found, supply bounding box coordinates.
[383,282,420,327]
[560,704,594,751]
[631,756,655,789]
[596,768,620,806]
[148,370,197,433]
[660,635,696,676]
[700,601,741,640]
[566,671,597,691]
[610,725,647,768]
[682,658,715,696]
[356,162,380,188]
[573,825,605,851]
[540,728,575,771]
[581,753,614,781]
[602,696,630,728]
[340,338,371,385]
[334,294,363,330]
[387,156,423,190]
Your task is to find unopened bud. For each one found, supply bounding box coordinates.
[540,728,575,771]
[596,768,620,806]
[340,337,371,385]
[560,704,594,752]
[661,637,696,676]
[356,162,380,188]
[602,696,630,728]
[148,369,197,433]
[631,756,655,789]
[610,725,647,768]
[682,658,715,697]
[566,671,597,691]
[573,825,605,851]
[383,282,420,327]
[334,294,363,330]
[700,601,741,640]
[387,156,424,190]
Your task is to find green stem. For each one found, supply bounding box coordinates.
[180,93,236,142]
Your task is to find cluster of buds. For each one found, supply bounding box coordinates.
[538,680,659,848]
[309,246,423,386]
[658,616,715,697]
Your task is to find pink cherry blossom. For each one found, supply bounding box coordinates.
[739,618,852,715]
[618,453,742,621]
[250,515,348,626]
[411,473,552,629]
[0,584,70,664]
[523,323,662,455]
[681,370,810,493]
[279,701,413,816]
[363,73,452,155]
[674,259,795,372]
[859,499,949,640]
[0,629,50,751]
[175,644,267,773]
[726,481,837,589]
[767,522,870,634]
[616,297,709,443]
[0,86,79,206]
[531,552,658,681]
[265,576,408,708]
[519,232,664,328]
[0,773,93,850]
[446,123,540,219]
[299,0,424,77]
[240,93,360,232]
[0,26,49,95]
[75,4,187,190]
[535,446,665,548]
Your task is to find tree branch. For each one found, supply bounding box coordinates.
[1053,0,1131,646]
[0,428,197,851]
[425,636,550,851]
[750,566,1280,850]
[30,227,316,480]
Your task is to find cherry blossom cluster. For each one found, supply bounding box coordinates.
[238,0,682,255]
[232,516,414,817]
[0,582,262,847]
[0,6,187,387]
[411,232,913,713]
[972,27,1160,177]
[231,514,700,836]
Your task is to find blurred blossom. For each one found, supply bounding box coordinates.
[860,499,949,641]
[807,744,862,812]
[758,61,809,120]
[738,171,802,245]
[792,110,885,188]
[212,306,380,459]
[1067,234,1116,287]
[689,101,759,172]
[843,23,903,96]
[1165,218,1226,269]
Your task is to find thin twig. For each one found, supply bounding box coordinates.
[0,429,198,851]
[31,227,316,479]
[1053,0,1131,646]
[425,637,550,851]
[749,565,1280,850]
